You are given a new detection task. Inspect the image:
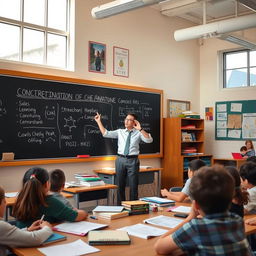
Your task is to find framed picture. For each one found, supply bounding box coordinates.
[167,99,191,117]
[113,46,129,77]
[88,41,106,74]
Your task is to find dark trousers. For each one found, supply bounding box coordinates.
[115,156,140,205]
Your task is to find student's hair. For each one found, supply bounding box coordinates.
[240,162,256,185]
[126,113,137,120]
[245,140,254,150]
[13,167,49,221]
[247,156,256,164]
[189,166,234,214]
[240,146,247,152]
[188,159,206,172]
[0,186,4,205]
[49,169,66,192]
[225,166,249,205]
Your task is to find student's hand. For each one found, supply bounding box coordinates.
[94,112,101,123]
[133,120,141,131]
[161,188,169,197]
[245,217,256,226]
[40,221,52,229]
[27,220,42,231]
[187,201,200,221]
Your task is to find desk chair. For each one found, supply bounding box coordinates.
[169,187,182,192]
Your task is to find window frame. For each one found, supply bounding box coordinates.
[0,0,70,69]
[223,49,256,88]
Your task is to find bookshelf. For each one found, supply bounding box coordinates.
[162,117,212,188]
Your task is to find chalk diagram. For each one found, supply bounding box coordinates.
[45,106,56,120]
[64,116,77,132]
[0,99,7,117]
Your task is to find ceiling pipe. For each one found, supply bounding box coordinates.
[174,13,256,41]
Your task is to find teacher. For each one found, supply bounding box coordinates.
[94,112,153,205]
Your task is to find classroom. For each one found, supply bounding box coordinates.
[1,0,256,255]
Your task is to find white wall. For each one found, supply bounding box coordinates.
[0,0,200,191]
[200,28,256,157]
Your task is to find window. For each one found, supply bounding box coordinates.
[223,49,256,88]
[0,0,70,69]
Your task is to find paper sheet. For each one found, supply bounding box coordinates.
[217,129,227,138]
[227,114,242,129]
[169,206,191,214]
[38,239,100,256]
[217,121,227,129]
[231,103,242,112]
[217,113,227,120]
[144,215,183,229]
[118,223,167,239]
[217,104,227,112]
[228,130,241,139]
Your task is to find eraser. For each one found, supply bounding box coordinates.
[77,155,90,158]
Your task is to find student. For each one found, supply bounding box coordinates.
[154,166,253,256]
[225,166,248,217]
[49,169,73,208]
[244,140,255,158]
[0,186,52,256]
[161,159,206,202]
[13,167,88,228]
[240,162,256,214]
[241,146,248,157]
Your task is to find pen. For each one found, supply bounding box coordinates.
[90,215,97,220]
[40,214,45,223]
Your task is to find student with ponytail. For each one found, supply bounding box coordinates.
[0,186,52,256]
[13,167,87,228]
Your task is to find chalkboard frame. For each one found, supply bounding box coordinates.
[0,69,163,166]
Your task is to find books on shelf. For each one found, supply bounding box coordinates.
[88,230,131,245]
[43,233,67,245]
[121,200,149,215]
[140,197,175,207]
[182,132,196,142]
[182,111,200,119]
[181,124,196,129]
[53,221,108,236]
[118,223,167,239]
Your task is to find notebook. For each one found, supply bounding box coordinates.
[88,230,131,245]
[232,152,243,159]
[43,233,67,245]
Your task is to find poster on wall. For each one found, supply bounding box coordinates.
[88,41,106,74]
[113,46,129,78]
[205,107,213,121]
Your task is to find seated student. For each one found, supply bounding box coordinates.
[244,140,256,158]
[225,166,248,217]
[49,169,73,208]
[247,156,256,164]
[161,159,206,202]
[0,186,53,256]
[241,146,248,157]
[154,166,253,255]
[240,162,256,214]
[13,167,88,228]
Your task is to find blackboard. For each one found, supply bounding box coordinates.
[215,100,256,141]
[0,71,162,159]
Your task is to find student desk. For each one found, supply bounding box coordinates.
[5,192,73,222]
[63,184,118,209]
[213,158,246,169]
[12,203,256,256]
[94,168,162,198]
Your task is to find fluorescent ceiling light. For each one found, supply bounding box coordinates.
[91,0,165,19]
[220,34,256,50]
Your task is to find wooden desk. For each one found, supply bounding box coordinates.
[213,158,246,169]
[63,184,118,209]
[12,204,256,256]
[5,192,73,222]
[94,168,162,198]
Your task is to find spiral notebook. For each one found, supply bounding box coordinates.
[88,230,131,245]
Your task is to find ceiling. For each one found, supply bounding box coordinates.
[155,0,256,25]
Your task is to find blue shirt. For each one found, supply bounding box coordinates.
[103,128,153,155]
[172,212,253,256]
[245,149,255,157]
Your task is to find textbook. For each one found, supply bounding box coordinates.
[140,197,175,206]
[144,215,183,229]
[93,206,124,212]
[88,230,131,245]
[93,211,129,220]
[43,233,67,245]
[53,221,108,236]
[167,205,191,214]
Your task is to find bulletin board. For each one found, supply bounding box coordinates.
[215,100,256,140]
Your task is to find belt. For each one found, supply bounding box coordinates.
[117,154,138,159]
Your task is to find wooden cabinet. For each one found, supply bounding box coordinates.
[161,117,212,188]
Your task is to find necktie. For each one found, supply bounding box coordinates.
[124,131,132,156]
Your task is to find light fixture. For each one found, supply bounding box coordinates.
[91,0,165,19]
[220,34,256,50]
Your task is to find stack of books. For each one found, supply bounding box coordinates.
[75,173,105,187]
[182,147,198,155]
[182,111,200,119]
[181,124,196,129]
[121,200,149,215]
[140,197,175,207]
[181,132,196,142]
[92,206,129,220]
